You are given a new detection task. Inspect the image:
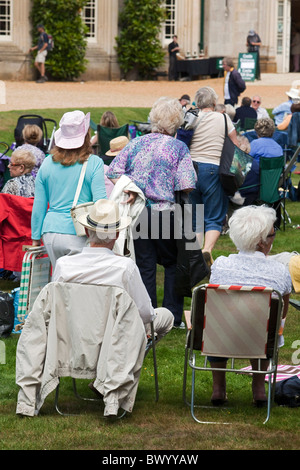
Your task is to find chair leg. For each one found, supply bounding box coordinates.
[151,321,159,402]
[54,380,78,416]
[54,378,126,418]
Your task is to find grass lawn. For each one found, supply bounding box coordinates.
[0,108,300,451]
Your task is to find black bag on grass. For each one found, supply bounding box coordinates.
[275,375,300,408]
[0,291,14,338]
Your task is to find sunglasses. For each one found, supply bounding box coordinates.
[252,100,261,104]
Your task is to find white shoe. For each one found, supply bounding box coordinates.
[173,321,185,329]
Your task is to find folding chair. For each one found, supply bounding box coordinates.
[259,155,285,229]
[183,284,283,424]
[16,283,148,419]
[97,124,129,157]
[55,318,159,417]
[243,117,257,131]
[0,142,10,190]
[14,114,57,154]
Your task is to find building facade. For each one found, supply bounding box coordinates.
[0,0,298,80]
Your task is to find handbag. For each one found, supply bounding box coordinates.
[174,192,209,297]
[0,291,14,338]
[219,114,253,196]
[176,108,206,148]
[70,158,93,237]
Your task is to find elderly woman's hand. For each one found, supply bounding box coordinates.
[122,190,138,205]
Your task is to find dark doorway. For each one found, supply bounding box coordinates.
[290,0,300,72]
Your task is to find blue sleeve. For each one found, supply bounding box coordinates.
[90,155,107,201]
[31,167,49,240]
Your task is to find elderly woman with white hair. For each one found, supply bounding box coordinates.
[107,97,196,328]
[2,148,36,197]
[209,205,292,406]
[186,86,239,266]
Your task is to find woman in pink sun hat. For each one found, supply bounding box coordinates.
[31,110,107,271]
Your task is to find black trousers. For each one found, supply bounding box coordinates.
[133,207,184,326]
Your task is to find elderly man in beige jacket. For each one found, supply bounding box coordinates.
[16,200,173,418]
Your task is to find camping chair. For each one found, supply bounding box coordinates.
[0,142,10,190]
[97,124,129,158]
[259,155,286,229]
[242,117,257,131]
[14,114,57,154]
[183,284,283,425]
[55,317,159,417]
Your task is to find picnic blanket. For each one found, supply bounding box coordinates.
[241,364,300,382]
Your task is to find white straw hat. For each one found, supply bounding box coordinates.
[77,199,132,233]
[54,110,90,149]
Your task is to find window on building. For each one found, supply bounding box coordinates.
[0,0,12,39]
[162,0,176,46]
[277,0,284,54]
[82,0,96,42]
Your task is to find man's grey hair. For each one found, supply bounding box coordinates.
[87,229,117,245]
[228,205,276,252]
[194,86,218,110]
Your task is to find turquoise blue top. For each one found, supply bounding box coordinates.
[31,154,107,239]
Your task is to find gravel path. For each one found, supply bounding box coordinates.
[2,73,300,111]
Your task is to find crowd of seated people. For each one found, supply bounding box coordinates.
[1,87,299,418]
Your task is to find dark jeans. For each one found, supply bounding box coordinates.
[133,207,184,326]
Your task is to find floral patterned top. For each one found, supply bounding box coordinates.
[106,133,196,210]
[1,174,35,197]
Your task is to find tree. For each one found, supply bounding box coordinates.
[30,0,89,80]
[115,0,166,80]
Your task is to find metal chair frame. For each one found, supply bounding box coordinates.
[54,320,159,417]
[183,284,283,425]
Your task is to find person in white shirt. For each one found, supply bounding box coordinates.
[53,199,174,341]
[209,205,292,407]
[251,95,269,119]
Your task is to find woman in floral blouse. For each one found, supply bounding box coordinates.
[107,97,196,328]
[2,148,36,197]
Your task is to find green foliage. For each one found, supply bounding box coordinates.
[30,0,89,80]
[115,0,166,79]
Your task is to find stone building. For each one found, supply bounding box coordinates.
[0,0,298,80]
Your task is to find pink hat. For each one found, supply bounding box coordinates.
[54,110,90,149]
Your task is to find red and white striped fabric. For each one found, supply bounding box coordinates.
[241,364,300,382]
[201,285,273,359]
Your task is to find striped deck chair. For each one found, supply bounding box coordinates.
[183,284,283,424]
[17,247,51,324]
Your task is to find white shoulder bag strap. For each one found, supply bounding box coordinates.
[72,157,89,209]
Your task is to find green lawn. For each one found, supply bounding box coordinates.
[0,108,300,450]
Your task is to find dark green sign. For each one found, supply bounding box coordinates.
[238,52,257,81]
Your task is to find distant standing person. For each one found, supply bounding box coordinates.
[222,57,246,107]
[168,35,180,81]
[29,24,49,83]
[247,30,262,80]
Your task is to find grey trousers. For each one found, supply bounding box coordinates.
[42,232,87,273]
